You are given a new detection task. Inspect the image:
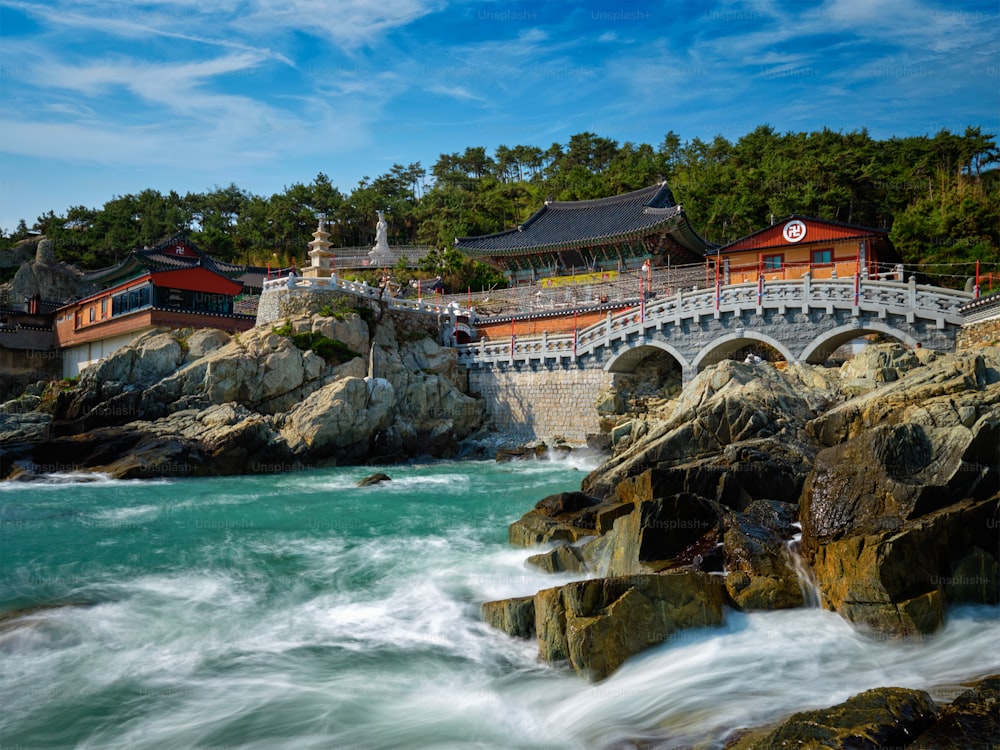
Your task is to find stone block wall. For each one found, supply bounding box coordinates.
[468,364,611,443]
[257,288,381,327]
[957,317,1000,349]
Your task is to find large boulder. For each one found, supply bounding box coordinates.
[83,330,184,390]
[801,420,999,551]
[744,687,938,749]
[312,313,369,356]
[600,490,723,577]
[481,596,535,639]
[369,335,483,456]
[530,572,727,681]
[182,328,231,361]
[140,322,365,417]
[24,402,286,479]
[808,350,1000,447]
[799,400,1000,637]
[838,340,922,388]
[806,496,998,637]
[723,499,807,610]
[583,361,819,506]
[525,543,589,574]
[279,376,395,462]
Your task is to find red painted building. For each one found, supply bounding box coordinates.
[711,216,902,283]
[53,235,255,376]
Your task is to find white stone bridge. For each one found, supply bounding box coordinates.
[455,277,973,441]
[458,277,971,380]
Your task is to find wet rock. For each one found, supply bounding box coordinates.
[801,420,999,552]
[723,499,806,610]
[508,514,588,547]
[496,441,551,462]
[913,675,999,749]
[507,491,604,547]
[807,496,999,637]
[526,543,588,574]
[746,687,938,749]
[538,572,727,681]
[602,491,722,577]
[534,585,569,663]
[357,472,391,487]
[481,596,535,639]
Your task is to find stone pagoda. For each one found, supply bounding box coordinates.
[303,214,334,278]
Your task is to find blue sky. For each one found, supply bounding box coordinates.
[1,0,997,234]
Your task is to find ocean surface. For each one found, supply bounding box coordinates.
[1,458,998,750]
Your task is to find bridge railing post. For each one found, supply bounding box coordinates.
[604,311,612,348]
[907,275,918,323]
[801,272,811,313]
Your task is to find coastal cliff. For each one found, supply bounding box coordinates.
[0,294,485,479]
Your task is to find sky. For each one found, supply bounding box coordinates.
[0,0,997,234]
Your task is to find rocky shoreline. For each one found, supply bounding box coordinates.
[2,301,998,746]
[482,343,999,748]
[0,296,490,480]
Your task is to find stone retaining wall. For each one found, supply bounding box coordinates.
[957,317,1000,349]
[468,365,611,443]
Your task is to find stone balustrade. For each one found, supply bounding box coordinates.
[458,277,971,371]
[258,274,475,325]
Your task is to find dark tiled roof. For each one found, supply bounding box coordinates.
[84,234,245,284]
[959,288,1000,314]
[454,183,715,257]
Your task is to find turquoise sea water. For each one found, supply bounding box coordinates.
[2,459,999,749]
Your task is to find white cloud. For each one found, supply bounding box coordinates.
[427,85,486,102]
[235,0,444,49]
[1,0,294,65]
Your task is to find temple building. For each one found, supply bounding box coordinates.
[710,216,903,284]
[53,234,255,376]
[454,183,716,285]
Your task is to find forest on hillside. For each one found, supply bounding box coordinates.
[2,125,997,290]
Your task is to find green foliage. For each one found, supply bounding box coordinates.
[272,321,362,364]
[315,296,373,323]
[416,246,505,292]
[8,127,997,286]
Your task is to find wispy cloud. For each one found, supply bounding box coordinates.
[235,0,444,50]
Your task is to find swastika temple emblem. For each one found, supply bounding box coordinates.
[782,219,807,243]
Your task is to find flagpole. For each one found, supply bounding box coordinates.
[714,259,720,311]
[639,273,645,322]
[573,309,578,359]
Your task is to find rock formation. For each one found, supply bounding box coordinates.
[1,238,96,306]
[0,295,485,479]
[483,571,727,682]
[726,676,999,750]
[483,343,1000,684]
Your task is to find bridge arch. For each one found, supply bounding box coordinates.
[604,341,690,374]
[799,321,919,364]
[692,331,797,373]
